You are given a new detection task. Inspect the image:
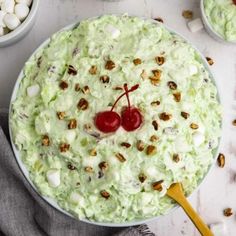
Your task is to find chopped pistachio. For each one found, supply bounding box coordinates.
[68,119,77,129]
[206,57,214,66]
[182,10,193,19]
[60,143,70,152]
[152,180,164,191]
[89,148,97,156]
[152,120,158,131]
[57,111,66,120]
[159,112,172,121]
[84,166,94,173]
[190,123,199,130]
[98,161,109,171]
[89,65,97,75]
[223,208,233,217]
[120,142,131,148]
[136,140,145,151]
[181,111,189,119]
[133,58,142,65]
[173,92,181,102]
[138,173,147,183]
[100,190,110,199]
[217,153,225,168]
[115,153,126,162]
[42,135,50,146]
[155,56,165,65]
[59,81,68,90]
[146,145,157,155]
[105,60,115,70]
[150,135,159,142]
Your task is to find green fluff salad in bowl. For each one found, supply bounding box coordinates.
[202,0,236,43]
[10,15,222,225]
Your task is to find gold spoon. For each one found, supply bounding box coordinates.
[166,183,213,236]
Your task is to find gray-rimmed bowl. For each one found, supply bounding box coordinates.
[8,15,222,227]
[0,0,39,47]
[200,0,236,44]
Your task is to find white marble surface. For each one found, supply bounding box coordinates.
[0,0,236,235]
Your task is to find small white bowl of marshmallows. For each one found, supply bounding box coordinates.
[0,0,39,47]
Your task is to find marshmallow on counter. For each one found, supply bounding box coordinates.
[46,169,60,188]
[192,131,205,147]
[0,10,6,27]
[1,0,15,13]
[106,24,120,39]
[27,84,40,97]
[15,3,29,21]
[0,26,4,36]
[188,18,204,33]
[3,13,20,30]
[15,0,32,7]
[210,222,227,236]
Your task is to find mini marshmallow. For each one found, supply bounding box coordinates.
[15,3,29,21]
[3,13,20,30]
[70,192,81,203]
[27,84,40,97]
[1,0,15,13]
[106,24,120,39]
[175,137,191,152]
[140,192,153,204]
[146,166,158,178]
[198,124,205,133]
[65,130,76,143]
[189,64,198,76]
[210,222,227,236]
[70,193,85,206]
[0,11,6,27]
[46,169,60,188]
[188,18,204,33]
[192,131,205,147]
[15,0,32,7]
[0,26,4,36]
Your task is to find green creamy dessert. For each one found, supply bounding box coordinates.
[204,0,236,42]
[10,15,221,223]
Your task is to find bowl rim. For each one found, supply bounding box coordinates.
[8,15,222,227]
[200,0,236,44]
[0,0,39,43]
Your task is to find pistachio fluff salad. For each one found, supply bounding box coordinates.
[10,15,221,223]
[203,0,236,42]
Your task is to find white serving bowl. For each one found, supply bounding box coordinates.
[200,0,236,44]
[9,16,222,227]
[0,0,39,47]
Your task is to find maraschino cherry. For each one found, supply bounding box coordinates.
[121,84,143,131]
[95,84,142,133]
[95,111,121,133]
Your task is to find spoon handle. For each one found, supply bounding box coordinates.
[172,191,213,236]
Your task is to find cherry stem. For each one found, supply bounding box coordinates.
[110,84,139,112]
[124,84,131,112]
